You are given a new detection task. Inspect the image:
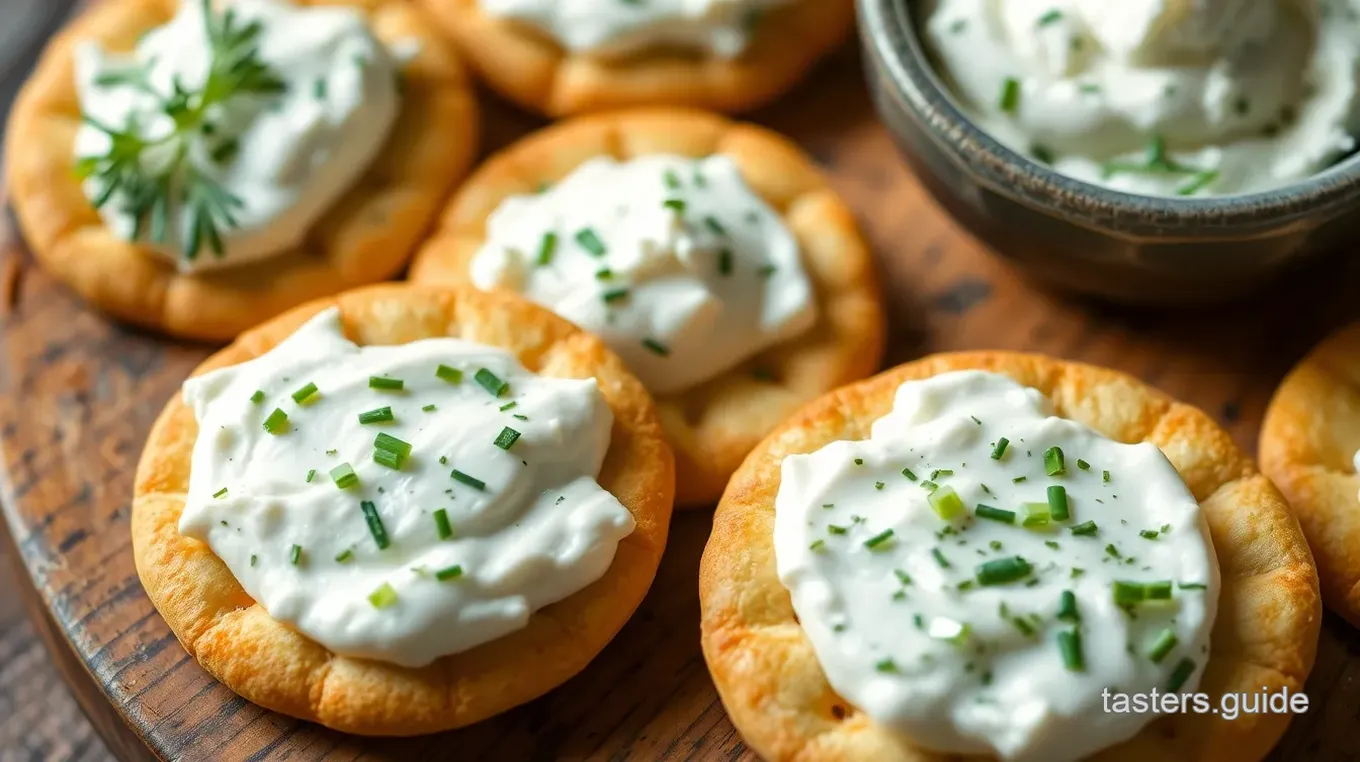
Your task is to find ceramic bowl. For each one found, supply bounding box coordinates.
[857,0,1360,303]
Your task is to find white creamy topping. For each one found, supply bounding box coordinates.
[924,0,1360,196]
[479,0,787,58]
[179,308,635,667]
[74,0,401,271]
[471,155,815,395]
[775,371,1219,762]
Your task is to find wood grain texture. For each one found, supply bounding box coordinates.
[5,47,1360,761]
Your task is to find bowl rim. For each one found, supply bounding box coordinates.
[858,0,1360,237]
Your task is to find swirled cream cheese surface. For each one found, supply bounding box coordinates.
[74,0,401,271]
[470,155,815,395]
[178,308,634,667]
[774,371,1219,761]
[479,0,787,59]
[923,0,1360,196]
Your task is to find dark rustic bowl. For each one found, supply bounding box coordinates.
[858,0,1360,303]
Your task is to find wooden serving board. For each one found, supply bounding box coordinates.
[5,47,1360,761]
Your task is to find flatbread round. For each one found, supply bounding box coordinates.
[701,351,1320,761]
[1260,322,1360,627]
[409,108,886,507]
[132,283,675,735]
[6,0,479,341]
[417,0,854,115]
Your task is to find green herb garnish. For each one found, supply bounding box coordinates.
[369,376,404,391]
[474,368,509,397]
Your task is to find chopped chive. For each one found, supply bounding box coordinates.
[1076,459,1091,471]
[1021,502,1052,530]
[1010,616,1036,637]
[368,582,398,609]
[717,248,733,276]
[809,539,827,553]
[1146,581,1173,600]
[894,569,913,585]
[474,368,509,397]
[1037,8,1063,26]
[513,414,528,421]
[1166,658,1197,691]
[1105,544,1121,559]
[1012,476,1027,483]
[291,382,319,404]
[931,547,951,568]
[249,390,265,404]
[642,338,670,356]
[422,404,437,412]
[494,427,521,450]
[1047,485,1070,521]
[1177,170,1219,197]
[902,468,918,481]
[875,658,898,673]
[373,448,404,470]
[595,268,613,281]
[289,544,303,565]
[990,438,1009,460]
[212,487,228,499]
[439,456,448,465]
[433,509,453,540]
[827,524,848,535]
[450,469,486,491]
[875,481,885,490]
[334,548,353,563]
[971,415,983,425]
[374,432,412,458]
[305,469,315,483]
[360,501,390,549]
[1070,520,1098,536]
[499,401,518,412]
[330,462,358,489]
[1113,580,1145,605]
[1058,628,1084,671]
[358,406,394,425]
[435,564,464,581]
[436,364,463,384]
[662,198,686,213]
[975,504,1015,524]
[369,376,404,391]
[920,480,939,492]
[864,529,895,550]
[663,169,681,190]
[1147,628,1179,663]
[1043,446,1065,476]
[757,263,777,278]
[703,216,727,236]
[976,556,1032,586]
[262,408,289,434]
[928,486,965,519]
[1000,77,1021,113]
[602,287,630,304]
[1139,529,1160,540]
[574,228,606,256]
[1103,469,1111,483]
[930,468,954,480]
[1057,590,1079,622]
[249,554,258,566]
[535,232,558,266]
[1179,582,1207,590]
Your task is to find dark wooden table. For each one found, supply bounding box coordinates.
[5,41,1360,761]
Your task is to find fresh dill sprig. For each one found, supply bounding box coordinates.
[75,0,286,260]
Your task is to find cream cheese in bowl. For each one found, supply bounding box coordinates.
[774,371,1219,761]
[922,0,1360,197]
[178,308,635,667]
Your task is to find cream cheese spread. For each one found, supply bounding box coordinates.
[774,371,1219,761]
[470,154,816,395]
[923,0,1360,196]
[74,0,401,271]
[478,0,788,59]
[179,308,635,667]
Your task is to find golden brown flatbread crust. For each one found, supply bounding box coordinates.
[417,0,853,115]
[1260,322,1360,628]
[132,283,675,735]
[408,108,885,507]
[701,352,1320,761]
[5,0,479,341]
